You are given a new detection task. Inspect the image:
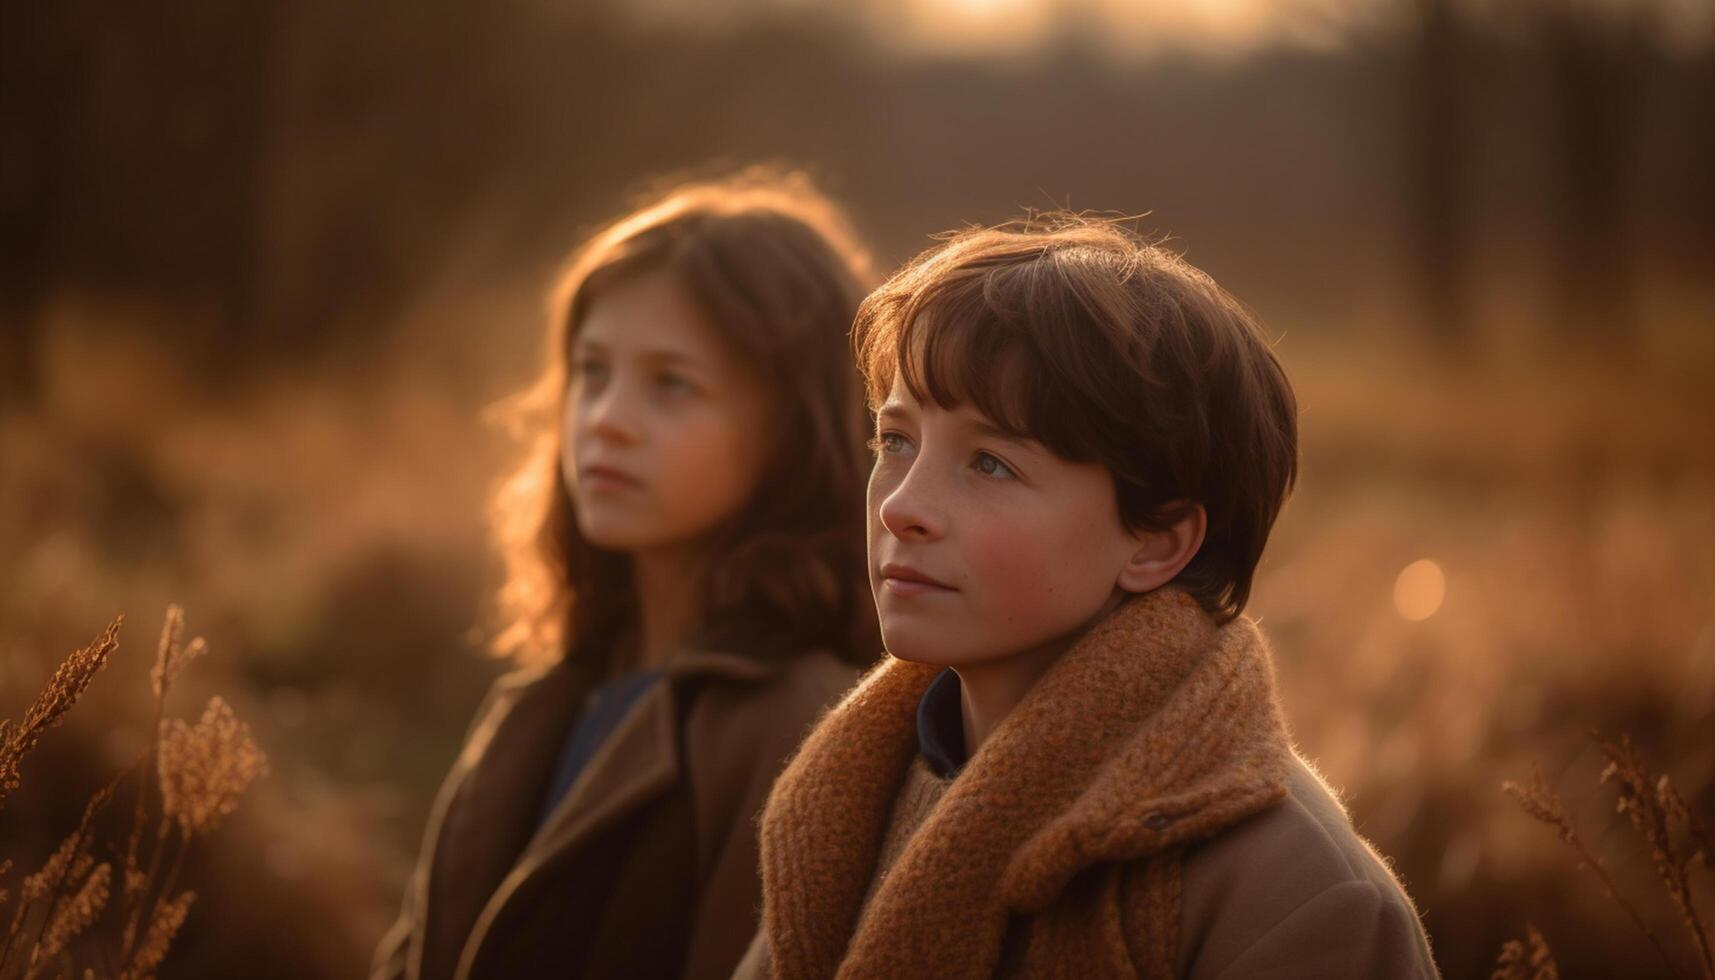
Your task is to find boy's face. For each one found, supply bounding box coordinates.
[867,373,1145,667]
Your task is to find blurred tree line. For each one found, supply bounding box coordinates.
[2,0,1711,407]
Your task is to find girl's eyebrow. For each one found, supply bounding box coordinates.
[573,337,703,367]
[640,349,700,368]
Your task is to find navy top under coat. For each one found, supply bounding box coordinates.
[916,667,968,779]
[536,667,663,829]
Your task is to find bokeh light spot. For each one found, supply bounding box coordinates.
[1394,559,1446,621]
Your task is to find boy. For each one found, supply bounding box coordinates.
[734,215,1439,979]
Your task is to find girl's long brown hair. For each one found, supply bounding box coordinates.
[490,169,879,672]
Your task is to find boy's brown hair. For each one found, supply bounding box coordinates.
[853,214,1297,622]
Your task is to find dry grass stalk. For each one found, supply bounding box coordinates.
[1598,735,1714,978]
[1502,762,1684,977]
[116,891,194,980]
[3,781,113,979]
[1502,767,1576,845]
[1660,777,1715,876]
[1491,923,1559,980]
[118,609,202,952]
[1504,734,1715,980]
[0,618,122,813]
[30,862,110,973]
[0,608,266,980]
[147,606,202,701]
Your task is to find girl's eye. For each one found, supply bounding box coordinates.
[973,452,1017,480]
[572,358,609,383]
[654,372,694,396]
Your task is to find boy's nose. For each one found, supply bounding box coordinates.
[876,470,945,542]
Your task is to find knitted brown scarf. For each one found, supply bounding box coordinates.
[757,587,1294,980]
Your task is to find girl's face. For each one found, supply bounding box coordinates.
[563,270,772,556]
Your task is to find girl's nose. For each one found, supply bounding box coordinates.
[581,378,642,446]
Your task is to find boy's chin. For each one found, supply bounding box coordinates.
[879,631,1007,668]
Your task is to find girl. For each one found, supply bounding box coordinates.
[373,171,878,980]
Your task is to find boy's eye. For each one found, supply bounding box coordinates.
[973,451,1017,480]
[868,432,911,457]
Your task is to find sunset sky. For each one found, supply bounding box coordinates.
[612,0,1715,56]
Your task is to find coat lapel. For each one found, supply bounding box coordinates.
[759,588,1293,980]
[449,647,792,980]
[414,660,589,980]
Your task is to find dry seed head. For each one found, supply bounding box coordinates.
[120,889,195,980]
[0,618,122,809]
[36,861,111,964]
[1506,924,1557,979]
[1599,737,1679,874]
[1502,767,1577,845]
[22,831,93,906]
[158,696,268,837]
[1597,734,1714,975]
[123,867,147,904]
[1659,774,1715,870]
[1491,923,1558,980]
[0,719,15,805]
[22,781,116,904]
[149,605,204,700]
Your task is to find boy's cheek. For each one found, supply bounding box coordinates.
[963,521,1060,622]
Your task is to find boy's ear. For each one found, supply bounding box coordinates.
[1115,503,1207,594]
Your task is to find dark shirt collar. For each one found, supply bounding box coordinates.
[915,668,967,779]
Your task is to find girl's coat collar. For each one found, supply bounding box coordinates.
[415,643,815,980]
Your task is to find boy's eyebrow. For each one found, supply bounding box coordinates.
[962,414,1041,449]
[878,399,1044,450]
[876,400,915,422]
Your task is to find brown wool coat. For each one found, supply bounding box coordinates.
[742,588,1440,980]
[372,644,856,980]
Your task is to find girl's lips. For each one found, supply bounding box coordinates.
[580,465,643,492]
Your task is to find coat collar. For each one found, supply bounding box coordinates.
[758,588,1293,980]
[416,644,811,980]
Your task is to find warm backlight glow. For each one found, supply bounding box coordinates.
[881,0,1355,56]
[1394,559,1446,621]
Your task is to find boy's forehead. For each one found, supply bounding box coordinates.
[878,373,1029,440]
[879,371,916,410]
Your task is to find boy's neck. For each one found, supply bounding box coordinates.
[953,589,1133,755]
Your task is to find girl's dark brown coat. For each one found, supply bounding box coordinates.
[372,646,855,980]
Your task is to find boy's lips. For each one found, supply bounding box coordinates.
[879,562,956,596]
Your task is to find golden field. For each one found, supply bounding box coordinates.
[2,304,1711,977]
